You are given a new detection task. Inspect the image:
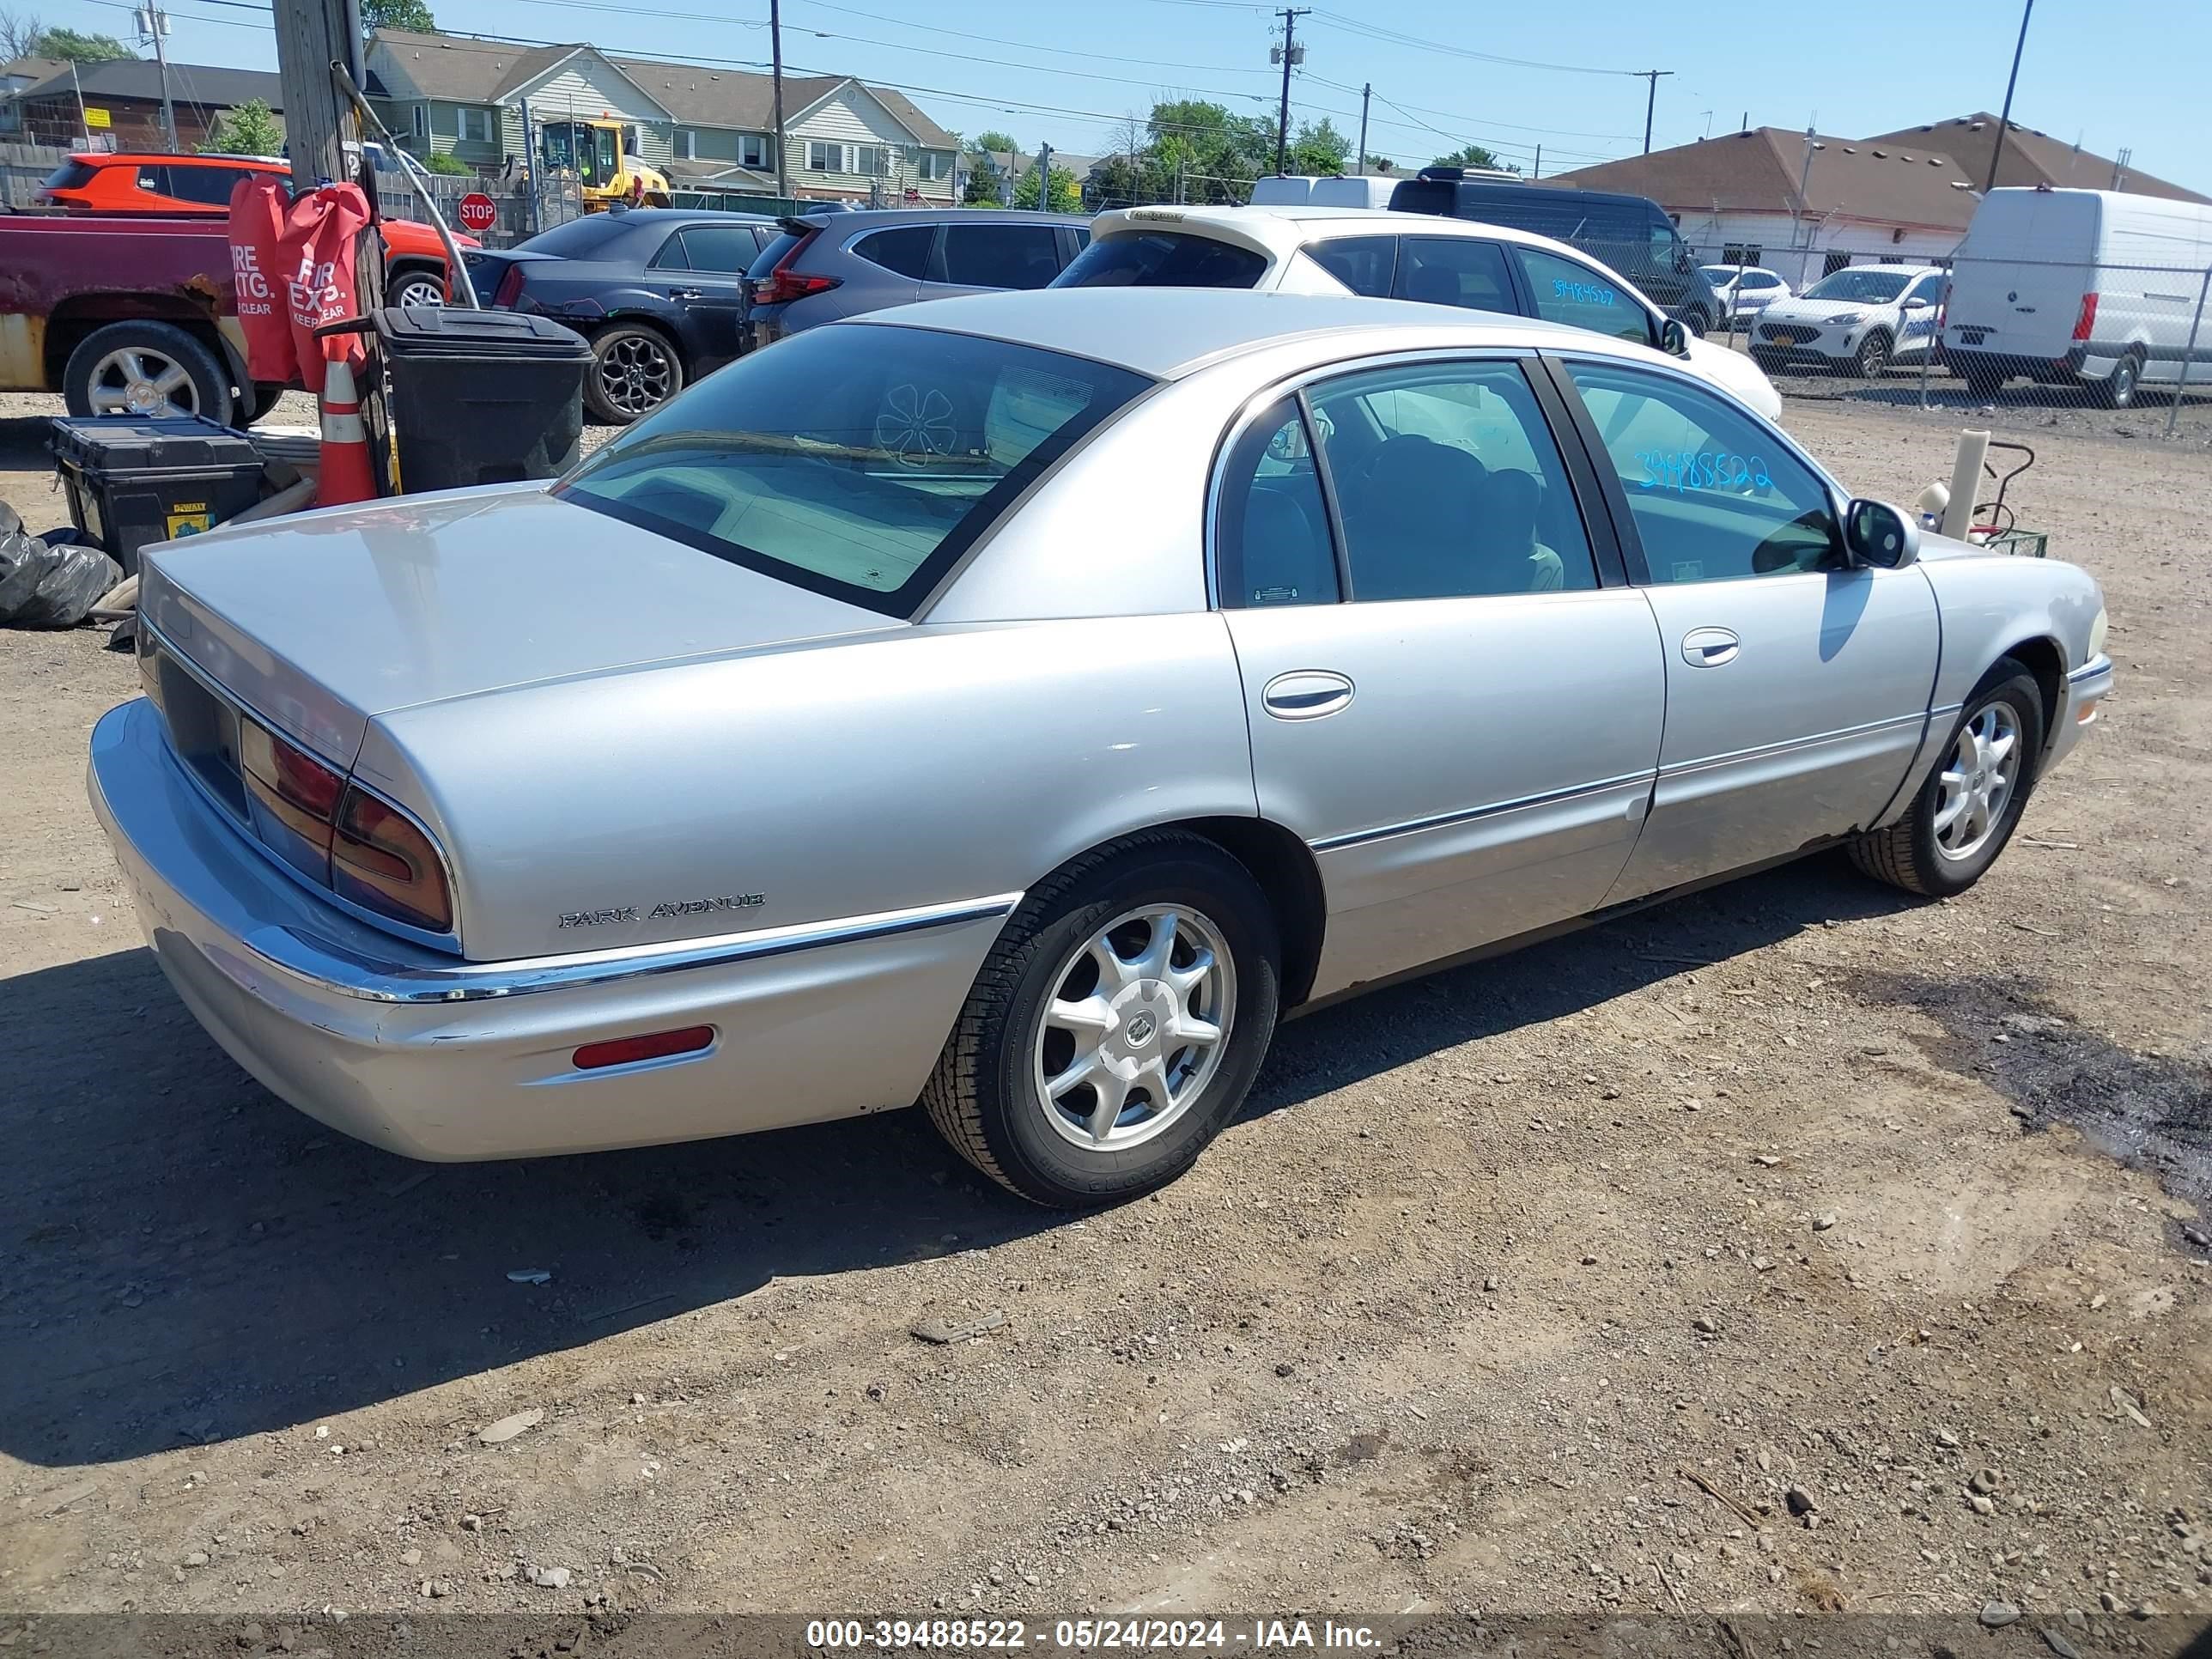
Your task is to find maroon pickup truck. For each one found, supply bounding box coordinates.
[0,215,274,425]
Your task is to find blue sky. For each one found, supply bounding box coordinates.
[44,0,2207,194]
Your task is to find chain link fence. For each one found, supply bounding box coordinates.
[1682,242,2212,440]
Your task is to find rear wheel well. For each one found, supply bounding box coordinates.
[43,300,233,392]
[1137,816,1326,1011]
[595,313,688,368]
[2000,635,2064,744]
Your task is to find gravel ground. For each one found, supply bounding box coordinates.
[0,386,2206,1647]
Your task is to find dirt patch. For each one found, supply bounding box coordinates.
[0,390,2205,1635]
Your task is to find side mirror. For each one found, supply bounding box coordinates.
[1900,296,1931,311]
[1659,317,1691,357]
[1845,498,1920,568]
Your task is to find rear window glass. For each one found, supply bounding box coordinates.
[41,160,98,191]
[558,324,1152,617]
[1054,231,1267,289]
[1304,234,1396,297]
[854,224,934,278]
[515,215,634,258]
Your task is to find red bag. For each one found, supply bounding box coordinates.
[276,183,371,397]
[226,172,295,386]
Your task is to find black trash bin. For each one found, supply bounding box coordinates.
[49,415,266,576]
[372,307,593,493]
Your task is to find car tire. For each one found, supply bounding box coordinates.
[386,264,447,308]
[1848,659,2045,899]
[922,832,1282,1209]
[585,322,684,424]
[2095,349,2143,410]
[1851,330,1893,379]
[63,321,233,425]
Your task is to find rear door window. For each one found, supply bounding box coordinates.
[937,223,1063,289]
[1054,231,1267,289]
[1511,246,1655,345]
[649,233,691,270]
[679,225,762,274]
[1394,237,1516,313]
[853,224,935,278]
[134,167,172,197]
[1304,234,1396,297]
[166,165,252,206]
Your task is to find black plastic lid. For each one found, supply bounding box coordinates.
[49,414,264,473]
[371,305,593,360]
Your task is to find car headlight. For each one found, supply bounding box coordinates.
[1825,312,1863,327]
[2087,605,2108,659]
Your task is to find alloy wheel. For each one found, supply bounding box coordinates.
[88,348,198,418]
[1031,905,1237,1152]
[392,274,447,307]
[1933,702,2020,862]
[599,334,673,416]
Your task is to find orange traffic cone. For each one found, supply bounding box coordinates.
[315,356,377,507]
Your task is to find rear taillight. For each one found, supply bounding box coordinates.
[753,230,837,306]
[239,720,346,880]
[492,262,526,309]
[2073,292,2099,342]
[332,788,453,933]
[234,714,453,933]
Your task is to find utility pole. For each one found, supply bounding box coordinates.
[1270,7,1308,177]
[769,0,790,199]
[1531,144,1540,180]
[1035,141,1051,210]
[1635,69,1673,154]
[1354,80,1369,175]
[70,58,88,148]
[272,0,360,196]
[134,3,175,149]
[1984,0,2033,194]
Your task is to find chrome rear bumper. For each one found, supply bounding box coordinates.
[89,698,1015,1160]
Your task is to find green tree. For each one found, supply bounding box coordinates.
[1429,142,1510,172]
[360,0,435,30]
[32,26,131,61]
[1287,116,1350,176]
[200,97,283,155]
[424,149,470,175]
[1364,155,1394,173]
[972,130,1018,157]
[1012,161,1079,212]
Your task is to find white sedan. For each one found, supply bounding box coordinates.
[1055,205,1784,419]
[1699,264,1791,325]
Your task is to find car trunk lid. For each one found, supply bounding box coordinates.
[138,483,899,769]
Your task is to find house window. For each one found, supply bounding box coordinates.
[806,140,844,173]
[675,128,696,161]
[410,105,428,140]
[458,106,494,144]
[854,144,888,176]
[740,133,770,169]
[915,150,947,182]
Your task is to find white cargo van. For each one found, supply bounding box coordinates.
[1249,174,1396,210]
[1942,186,2212,407]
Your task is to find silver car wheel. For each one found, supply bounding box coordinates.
[1933,702,2020,862]
[88,348,198,418]
[1032,904,1237,1152]
[392,273,447,307]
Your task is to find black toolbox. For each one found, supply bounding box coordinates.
[50,416,264,575]
[371,306,592,492]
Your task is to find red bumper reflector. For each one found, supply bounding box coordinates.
[573,1026,714,1071]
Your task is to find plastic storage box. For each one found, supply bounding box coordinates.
[50,415,264,575]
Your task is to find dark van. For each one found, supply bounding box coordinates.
[1388,169,1723,334]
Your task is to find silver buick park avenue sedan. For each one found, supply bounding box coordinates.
[91,290,2112,1207]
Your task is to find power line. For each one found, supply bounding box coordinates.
[786,0,1274,75]
[1307,7,1643,77]
[1301,71,1635,143]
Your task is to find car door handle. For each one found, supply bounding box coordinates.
[667,286,703,301]
[1261,670,1355,720]
[1680,627,1740,667]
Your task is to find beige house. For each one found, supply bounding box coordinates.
[364,28,957,204]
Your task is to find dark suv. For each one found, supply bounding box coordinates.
[1388,169,1722,334]
[742,208,1092,350]
[464,208,781,422]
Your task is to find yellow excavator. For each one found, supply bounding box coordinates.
[538,118,672,211]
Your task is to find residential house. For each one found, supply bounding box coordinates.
[1553,126,1983,289]
[1862,115,2209,206]
[2,55,281,150]
[364,28,957,204]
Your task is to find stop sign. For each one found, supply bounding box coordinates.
[456,192,497,234]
